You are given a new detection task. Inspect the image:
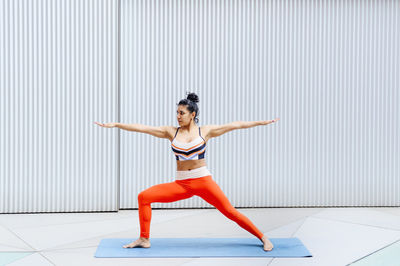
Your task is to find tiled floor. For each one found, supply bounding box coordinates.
[0,207,400,266]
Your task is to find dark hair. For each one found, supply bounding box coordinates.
[177,92,200,124]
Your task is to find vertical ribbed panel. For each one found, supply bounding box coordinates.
[120,0,400,208]
[0,0,119,213]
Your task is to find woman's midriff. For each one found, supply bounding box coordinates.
[176,159,206,171]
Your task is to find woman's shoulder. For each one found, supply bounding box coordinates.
[199,125,211,143]
[164,126,178,142]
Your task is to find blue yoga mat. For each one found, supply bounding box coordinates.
[94,238,312,258]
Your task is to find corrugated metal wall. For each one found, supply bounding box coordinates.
[120,0,400,208]
[1,0,399,213]
[0,0,119,213]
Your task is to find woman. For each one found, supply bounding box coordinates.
[95,92,279,251]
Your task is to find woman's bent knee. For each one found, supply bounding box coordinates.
[138,192,148,204]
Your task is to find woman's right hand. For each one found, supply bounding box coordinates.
[94,122,118,128]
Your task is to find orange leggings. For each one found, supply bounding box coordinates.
[137,175,264,240]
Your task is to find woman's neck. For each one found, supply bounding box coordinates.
[179,123,197,133]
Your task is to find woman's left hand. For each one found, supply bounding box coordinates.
[262,118,280,125]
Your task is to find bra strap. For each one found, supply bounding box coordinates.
[173,127,179,140]
[199,127,205,141]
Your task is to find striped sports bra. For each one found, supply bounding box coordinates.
[171,127,206,161]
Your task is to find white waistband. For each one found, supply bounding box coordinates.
[175,166,212,180]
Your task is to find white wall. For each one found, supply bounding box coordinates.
[0,0,119,213]
[120,0,400,208]
[1,0,398,213]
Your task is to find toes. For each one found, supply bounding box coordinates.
[123,241,150,249]
[264,245,274,251]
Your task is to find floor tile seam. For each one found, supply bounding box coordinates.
[0,250,34,253]
[310,216,400,231]
[5,220,135,232]
[0,208,268,231]
[33,232,133,252]
[0,225,39,253]
[0,222,139,254]
[366,209,400,218]
[0,242,36,251]
[289,217,313,259]
[265,216,310,266]
[0,216,138,231]
[30,222,176,252]
[34,211,212,253]
[346,238,400,265]
[5,210,211,231]
[39,245,98,252]
[3,215,154,230]
[371,209,400,215]
[0,250,56,266]
[36,252,57,266]
[290,218,307,238]
[347,208,400,218]
[264,211,320,237]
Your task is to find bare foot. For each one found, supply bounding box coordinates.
[123,237,151,248]
[261,235,274,251]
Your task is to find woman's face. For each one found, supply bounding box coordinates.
[176,105,194,126]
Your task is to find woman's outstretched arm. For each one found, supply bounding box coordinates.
[94,122,171,140]
[239,118,280,129]
[205,118,279,140]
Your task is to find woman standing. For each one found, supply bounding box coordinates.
[95,92,279,251]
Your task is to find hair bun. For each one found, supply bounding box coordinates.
[186,92,199,103]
